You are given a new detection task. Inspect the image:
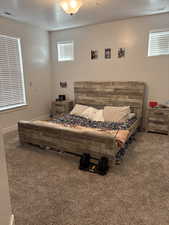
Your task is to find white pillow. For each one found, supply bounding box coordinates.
[70,104,89,117]
[103,106,130,123]
[94,109,104,122]
[81,107,98,120]
[128,113,136,120]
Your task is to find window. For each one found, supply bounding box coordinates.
[148,30,169,56]
[57,41,74,61]
[0,34,26,111]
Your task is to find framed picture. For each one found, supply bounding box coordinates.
[118,48,125,58]
[91,50,98,60]
[105,48,111,59]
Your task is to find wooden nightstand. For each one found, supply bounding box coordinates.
[146,107,169,135]
[51,100,73,118]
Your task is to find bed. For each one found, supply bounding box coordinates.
[18,81,145,164]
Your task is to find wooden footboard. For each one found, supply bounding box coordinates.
[18,121,119,160]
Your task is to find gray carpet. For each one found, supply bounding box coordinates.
[4,132,169,225]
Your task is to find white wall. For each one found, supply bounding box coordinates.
[50,13,169,104]
[0,17,52,132]
[0,129,13,225]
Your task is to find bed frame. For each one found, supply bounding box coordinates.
[74,81,145,118]
[18,81,145,163]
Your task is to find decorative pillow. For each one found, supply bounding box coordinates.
[70,104,89,117]
[81,107,98,120]
[128,113,136,120]
[94,109,104,122]
[103,106,130,123]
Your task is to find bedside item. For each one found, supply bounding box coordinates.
[51,100,73,117]
[146,107,169,135]
[58,95,66,101]
[149,101,158,108]
[60,82,67,88]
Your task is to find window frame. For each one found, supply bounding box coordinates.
[148,28,169,57]
[57,41,74,62]
[0,34,27,112]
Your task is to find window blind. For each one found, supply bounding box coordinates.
[57,41,74,61]
[0,34,26,111]
[148,30,169,56]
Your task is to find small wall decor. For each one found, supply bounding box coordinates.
[105,48,111,59]
[91,50,98,60]
[60,82,67,88]
[118,48,126,58]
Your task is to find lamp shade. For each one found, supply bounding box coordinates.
[60,0,82,15]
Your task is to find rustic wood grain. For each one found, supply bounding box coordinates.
[146,108,169,134]
[18,81,145,163]
[74,81,145,119]
[18,121,118,160]
[51,100,73,116]
[18,118,139,163]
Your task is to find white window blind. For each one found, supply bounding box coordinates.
[148,30,169,56]
[0,34,26,111]
[57,41,74,61]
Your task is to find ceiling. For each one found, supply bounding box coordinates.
[0,0,169,31]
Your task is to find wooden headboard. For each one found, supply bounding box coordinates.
[74,81,145,118]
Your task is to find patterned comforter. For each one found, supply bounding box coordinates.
[50,114,137,147]
[52,114,136,131]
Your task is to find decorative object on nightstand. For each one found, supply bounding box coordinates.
[58,95,66,101]
[149,101,158,108]
[51,100,73,118]
[146,107,169,135]
[60,82,67,88]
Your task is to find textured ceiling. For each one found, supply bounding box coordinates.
[0,0,169,31]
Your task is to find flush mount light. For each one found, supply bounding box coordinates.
[60,0,82,15]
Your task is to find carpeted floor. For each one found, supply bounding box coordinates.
[4,131,169,225]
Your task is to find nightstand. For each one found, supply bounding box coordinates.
[146,107,169,135]
[51,100,73,118]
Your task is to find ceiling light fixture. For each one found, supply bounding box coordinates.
[60,0,82,15]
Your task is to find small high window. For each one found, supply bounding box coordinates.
[148,30,169,56]
[57,41,74,62]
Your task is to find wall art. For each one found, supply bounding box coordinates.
[118,48,125,58]
[105,48,111,59]
[91,50,98,60]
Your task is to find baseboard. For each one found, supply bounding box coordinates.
[2,114,49,135]
[9,214,15,225]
